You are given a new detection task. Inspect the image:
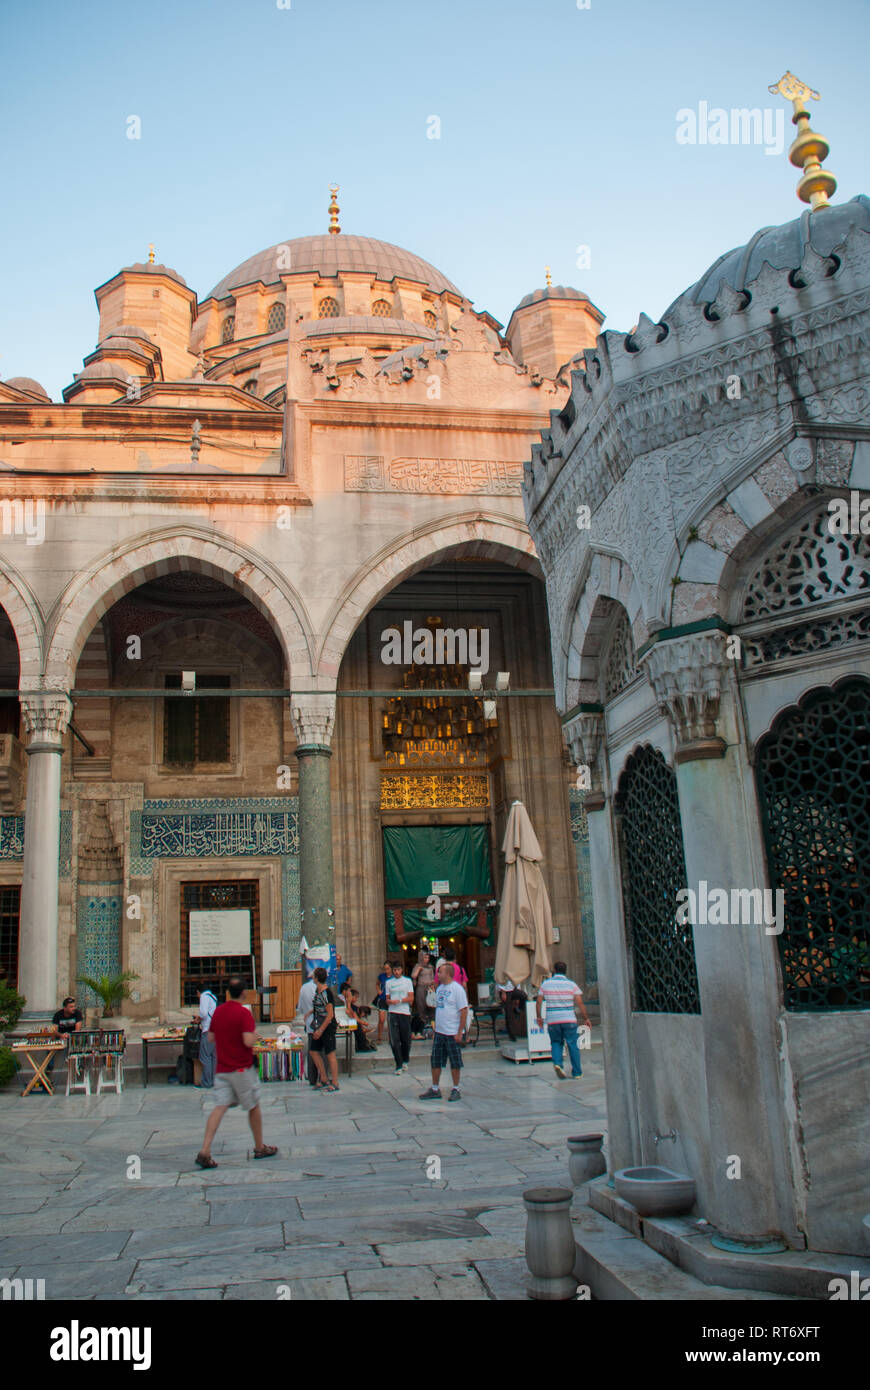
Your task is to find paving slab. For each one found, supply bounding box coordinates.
[0,1230,132,1265]
[126,1245,380,1292]
[347,1264,490,1300]
[126,1223,285,1260]
[223,1275,349,1300]
[473,1257,531,1300]
[377,1236,523,1266]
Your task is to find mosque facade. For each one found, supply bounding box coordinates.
[0,194,602,1020]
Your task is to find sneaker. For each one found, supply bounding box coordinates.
[553,1064,567,1079]
[401,1063,410,1072]
[395,1067,403,1075]
[448,1087,461,1102]
[419,1087,441,1099]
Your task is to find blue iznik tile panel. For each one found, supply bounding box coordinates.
[569,789,597,987]
[76,892,122,1005]
[129,798,301,968]
[0,811,72,874]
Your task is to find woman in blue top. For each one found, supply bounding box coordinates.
[374,960,391,1043]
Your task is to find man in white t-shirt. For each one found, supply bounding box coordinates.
[385,960,414,1075]
[297,972,318,1087]
[419,963,468,1103]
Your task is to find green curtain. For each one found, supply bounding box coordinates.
[383,824,492,899]
[386,906,496,949]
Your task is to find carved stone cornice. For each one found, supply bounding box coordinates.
[291,693,336,750]
[641,630,730,754]
[19,693,72,750]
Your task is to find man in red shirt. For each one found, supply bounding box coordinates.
[194,978,277,1168]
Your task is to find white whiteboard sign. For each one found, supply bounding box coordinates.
[189,909,251,958]
[526,1001,552,1057]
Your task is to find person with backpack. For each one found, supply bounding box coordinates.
[197,982,219,1088]
[310,967,340,1091]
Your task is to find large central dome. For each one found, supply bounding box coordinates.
[207,234,461,301]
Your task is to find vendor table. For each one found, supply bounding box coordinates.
[337,1025,355,1076]
[140,1031,186,1086]
[469,1002,503,1048]
[12,1040,66,1095]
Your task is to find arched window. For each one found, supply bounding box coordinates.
[601,607,639,702]
[616,745,700,1013]
[267,302,285,333]
[423,310,438,330]
[242,379,258,394]
[756,679,870,1011]
[371,299,391,317]
[221,316,235,343]
[318,297,340,319]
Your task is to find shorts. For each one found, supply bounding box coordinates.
[309,1025,337,1055]
[431,1032,463,1071]
[214,1066,261,1112]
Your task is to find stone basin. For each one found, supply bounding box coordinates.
[613,1165,696,1217]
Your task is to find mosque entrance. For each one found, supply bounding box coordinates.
[180,880,260,1005]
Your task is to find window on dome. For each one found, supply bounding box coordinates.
[318,297,340,319]
[372,299,391,318]
[267,302,285,333]
[243,379,258,394]
[221,316,235,343]
[423,310,438,330]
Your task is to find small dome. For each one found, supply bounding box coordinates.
[113,324,153,341]
[672,194,870,310]
[124,262,187,287]
[515,285,592,310]
[5,376,50,401]
[208,234,460,301]
[75,360,129,380]
[303,315,436,340]
[98,334,152,354]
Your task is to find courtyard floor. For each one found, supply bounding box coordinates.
[0,1042,605,1300]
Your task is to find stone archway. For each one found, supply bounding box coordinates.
[559,550,645,712]
[316,512,541,679]
[0,561,44,687]
[43,526,313,689]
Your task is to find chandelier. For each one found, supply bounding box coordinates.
[381,661,498,766]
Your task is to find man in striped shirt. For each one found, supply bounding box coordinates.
[536,961,592,1080]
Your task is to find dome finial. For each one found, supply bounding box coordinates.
[148,243,155,264]
[545,266,552,288]
[328,184,341,235]
[768,72,837,211]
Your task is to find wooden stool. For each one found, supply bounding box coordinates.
[66,1030,101,1096]
[96,1029,126,1094]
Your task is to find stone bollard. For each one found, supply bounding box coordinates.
[567,1133,607,1187]
[523,1186,578,1300]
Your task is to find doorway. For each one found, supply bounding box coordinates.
[180,880,260,1005]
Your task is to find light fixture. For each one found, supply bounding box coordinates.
[483,699,497,721]
[182,670,196,691]
[468,670,483,692]
[496,671,510,690]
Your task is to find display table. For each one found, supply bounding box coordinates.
[141,1030,186,1086]
[253,1040,305,1082]
[12,1039,66,1095]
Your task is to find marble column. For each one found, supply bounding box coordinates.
[564,711,640,1174]
[17,693,72,1017]
[643,631,798,1245]
[292,693,336,952]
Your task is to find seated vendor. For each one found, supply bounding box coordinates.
[46,996,83,1072]
[341,984,378,1052]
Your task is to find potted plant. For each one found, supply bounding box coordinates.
[76,970,138,1018]
[0,979,25,1087]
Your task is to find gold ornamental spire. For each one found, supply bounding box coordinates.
[545,266,553,288]
[148,243,155,264]
[328,184,341,235]
[768,72,837,211]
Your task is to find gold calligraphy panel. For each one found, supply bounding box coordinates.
[380,773,490,809]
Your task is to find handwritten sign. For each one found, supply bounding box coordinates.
[189,909,251,958]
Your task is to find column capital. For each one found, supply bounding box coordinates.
[291,692,336,750]
[563,709,606,799]
[641,630,729,758]
[20,692,72,750]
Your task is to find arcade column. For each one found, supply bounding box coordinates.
[292,692,337,952]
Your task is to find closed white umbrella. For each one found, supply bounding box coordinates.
[494,801,555,990]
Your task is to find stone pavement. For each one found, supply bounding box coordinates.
[0,1043,606,1300]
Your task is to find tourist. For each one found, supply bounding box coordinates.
[411,949,436,1035]
[373,959,391,1042]
[196,982,219,1088]
[385,959,414,1074]
[334,952,353,991]
[310,967,340,1091]
[419,963,468,1103]
[194,977,277,1168]
[46,996,83,1074]
[297,968,317,1086]
[436,944,468,989]
[536,960,592,1080]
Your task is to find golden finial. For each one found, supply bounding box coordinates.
[328,184,340,235]
[148,243,155,264]
[768,72,836,211]
[545,266,552,288]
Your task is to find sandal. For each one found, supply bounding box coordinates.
[195,1152,218,1169]
[323,1083,340,1092]
[253,1145,278,1159]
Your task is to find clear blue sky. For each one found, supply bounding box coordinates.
[2,0,867,398]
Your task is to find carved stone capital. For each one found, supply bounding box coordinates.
[563,710,605,789]
[641,630,730,751]
[291,693,336,750]
[20,693,73,750]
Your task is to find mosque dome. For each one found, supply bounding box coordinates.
[515,285,594,310]
[670,194,870,311]
[207,234,462,301]
[5,376,50,401]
